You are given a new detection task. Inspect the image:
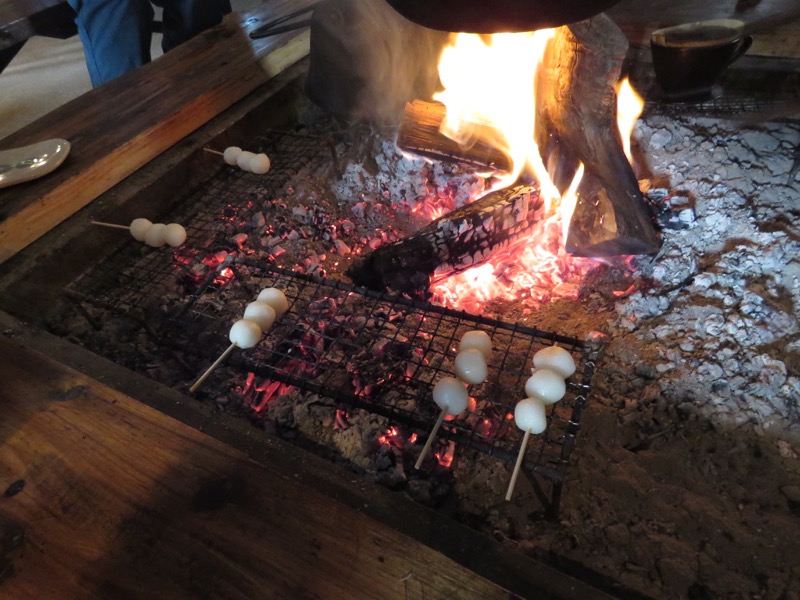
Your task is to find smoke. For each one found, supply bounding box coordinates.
[305,0,449,127]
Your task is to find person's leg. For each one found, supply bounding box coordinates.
[68,0,154,87]
[154,0,232,53]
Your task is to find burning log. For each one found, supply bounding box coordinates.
[347,184,542,292]
[394,15,660,259]
[397,100,512,173]
[535,14,661,256]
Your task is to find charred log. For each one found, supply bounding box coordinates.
[535,15,661,256]
[347,184,542,293]
[397,100,512,173]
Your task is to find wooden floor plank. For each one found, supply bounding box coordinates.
[0,336,519,599]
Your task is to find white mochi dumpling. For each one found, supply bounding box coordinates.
[223,146,242,165]
[143,223,168,247]
[256,287,289,316]
[533,345,576,378]
[163,223,187,247]
[243,301,276,331]
[432,377,469,416]
[249,153,271,175]
[454,349,488,385]
[229,319,262,349]
[524,368,566,405]
[129,218,153,241]
[514,397,547,434]
[459,330,492,361]
[237,151,255,172]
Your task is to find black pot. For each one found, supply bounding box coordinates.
[384,0,622,32]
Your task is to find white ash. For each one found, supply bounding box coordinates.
[605,115,800,441]
[332,135,487,215]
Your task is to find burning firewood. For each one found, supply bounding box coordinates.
[347,183,542,293]
[394,16,660,259]
[534,14,661,256]
[397,100,512,173]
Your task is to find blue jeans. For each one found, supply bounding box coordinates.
[68,0,232,87]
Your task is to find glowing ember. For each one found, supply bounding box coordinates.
[378,425,402,448]
[434,440,456,468]
[213,266,235,286]
[430,212,598,313]
[334,409,350,430]
[240,371,293,413]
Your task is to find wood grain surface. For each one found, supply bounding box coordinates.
[0,335,519,599]
[0,0,314,264]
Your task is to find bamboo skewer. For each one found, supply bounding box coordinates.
[505,429,531,501]
[414,409,447,470]
[189,343,236,393]
[91,220,130,230]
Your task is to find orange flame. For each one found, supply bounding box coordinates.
[426,31,642,312]
[615,77,644,163]
[435,30,559,201]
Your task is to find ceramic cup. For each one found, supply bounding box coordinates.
[650,19,753,101]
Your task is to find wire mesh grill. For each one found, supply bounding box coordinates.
[66,126,597,513]
[170,259,594,483]
[69,131,333,315]
[70,252,593,487]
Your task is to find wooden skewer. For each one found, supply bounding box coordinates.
[189,343,236,393]
[203,148,224,156]
[91,220,130,230]
[414,408,447,470]
[505,428,531,501]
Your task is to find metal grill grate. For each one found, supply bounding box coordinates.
[66,127,598,515]
[69,131,333,314]
[175,259,593,477]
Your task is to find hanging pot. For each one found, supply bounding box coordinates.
[384,0,622,33]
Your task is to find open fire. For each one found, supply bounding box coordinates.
[44,4,725,576]
[345,24,649,313]
[6,3,798,597]
[60,19,657,510]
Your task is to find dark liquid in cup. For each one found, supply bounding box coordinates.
[660,25,739,47]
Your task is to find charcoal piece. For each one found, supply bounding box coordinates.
[347,184,542,293]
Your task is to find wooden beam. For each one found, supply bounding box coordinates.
[0,0,315,264]
[0,335,521,599]
[0,0,68,28]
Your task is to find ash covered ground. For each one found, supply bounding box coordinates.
[528,114,800,600]
[61,111,800,599]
